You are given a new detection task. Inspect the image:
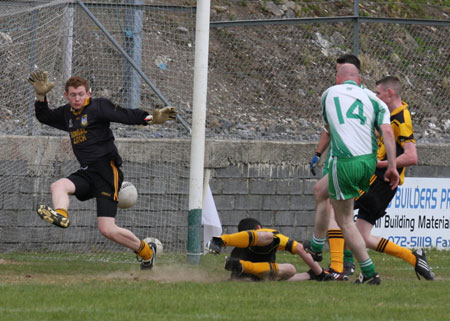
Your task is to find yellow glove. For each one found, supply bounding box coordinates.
[145,106,177,125]
[28,70,55,102]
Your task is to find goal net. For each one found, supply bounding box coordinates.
[0,0,195,261]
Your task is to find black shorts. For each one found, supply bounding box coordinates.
[355,175,397,225]
[67,160,123,218]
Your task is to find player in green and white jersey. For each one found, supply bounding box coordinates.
[307,64,399,284]
[308,55,388,279]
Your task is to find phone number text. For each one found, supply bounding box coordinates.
[387,236,449,248]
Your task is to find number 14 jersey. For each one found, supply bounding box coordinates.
[321,80,390,158]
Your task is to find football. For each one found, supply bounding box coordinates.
[144,237,163,255]
[118,181,138,209]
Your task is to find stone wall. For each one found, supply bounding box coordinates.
[205,140,450,241]
[1,135,449,251]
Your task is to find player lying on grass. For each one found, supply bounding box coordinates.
[206,218,330,281]
[28,70,176,270]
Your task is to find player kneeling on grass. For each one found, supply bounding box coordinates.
[206,218,331,281]
[28,70,176,269]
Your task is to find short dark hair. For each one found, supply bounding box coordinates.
[336,54,361,71]
[238,218,261,231]
[376,76,402,96]
[65,76,89,92]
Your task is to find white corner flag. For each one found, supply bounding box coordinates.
[202,170,222,253]
[202,185,222,253]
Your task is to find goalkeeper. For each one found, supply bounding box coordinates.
[28,70,176,270]
[206,217,330,281]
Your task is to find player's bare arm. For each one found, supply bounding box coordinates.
[377,141,418,169]
[379,123,400,189]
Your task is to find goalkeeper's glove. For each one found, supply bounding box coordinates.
[145,106,177,125]
[27,70,55,102]
[309,152,321,176]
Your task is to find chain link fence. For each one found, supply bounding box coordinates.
[0,0,196,138]
[206,1,450,142]
[0,0,449,142]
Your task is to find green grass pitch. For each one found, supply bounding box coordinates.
[1,249,449,321]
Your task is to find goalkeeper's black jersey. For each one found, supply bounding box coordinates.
[35,98,149,166]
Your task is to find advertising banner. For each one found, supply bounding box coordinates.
[363,177,450,249]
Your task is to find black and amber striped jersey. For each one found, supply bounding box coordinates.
[35,98,149,167]
[229,228,299,263]
[376,101,415,185]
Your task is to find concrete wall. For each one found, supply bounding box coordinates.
[1,135,450,251]
[0,136,191,252]
[205,140,317,240]
[205,140,450,241]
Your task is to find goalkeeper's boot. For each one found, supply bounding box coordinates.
[205,237,224,255]
[412,248,434,280]
[140,241,157,270]
[343,261,355,276]
[325,267,349,281]
[36,205,70,228]
[303,240,323,262]
[354,273,381,285]
[224,257,243,277]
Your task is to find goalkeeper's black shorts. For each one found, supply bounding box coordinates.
[67,159,123,217]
